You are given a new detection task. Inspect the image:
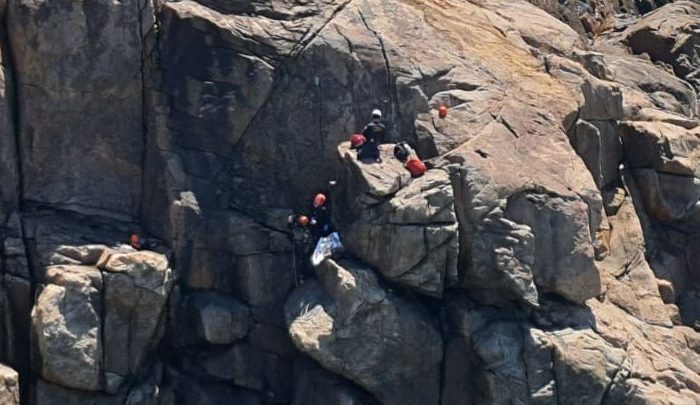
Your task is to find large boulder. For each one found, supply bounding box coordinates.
[624,1,700,91]
[446,120,602,306]
[619,121,700,226]
[33,265,103,391]
[32,247,173,393]
[574,50,698,119]
[334,143,458,296]
[292,359,379,405]
[0,364,19,405]
[285,259,443,405]
[98,251,173,392]
[599,196,673,327]
[442,297,700,405]
[590,300,700,404]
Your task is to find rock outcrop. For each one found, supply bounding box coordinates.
[0,0,698,404]
[32,245,173,393]
[285,259,443,405]
[624,1,700,91]
[334,143,458,296]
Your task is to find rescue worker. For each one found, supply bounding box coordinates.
[310,192,334,241]
[288,214,313,284]
[358,109,386,162]
[394,141,427,177]
[350,133,366,149]
[393,141,415,163]
[130,234,141,250]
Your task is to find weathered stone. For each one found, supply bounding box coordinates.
[7,0,148,218]
[33,377,161,405]
[0,364,19,405]
[335,144,458,296]
[292,359,379,405]
[482,0,583,56]
[575,50,698,119]
[32,266,103,391]
[285,259,442,405]
[620,121,700,225]
[31,248,173,393]
[0,39,17,215]
[158,367,261,405]
[570,119,623,188]
[505,192,601,304]
[99,251,172,392]
[191,291,251,345]
[599,198,672,326]
[590,299,700,404]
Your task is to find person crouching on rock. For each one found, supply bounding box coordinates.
[358,109,386,163]
[394,141,428,178]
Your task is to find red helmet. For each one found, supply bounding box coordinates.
[298,215,310,227]
[438,105,448,118]
[130,234,141,249]
[313,193,327,208]
[350,134,366,148]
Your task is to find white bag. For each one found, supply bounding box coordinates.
[311,232,344,266]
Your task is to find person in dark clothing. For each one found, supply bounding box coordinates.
[394,141,415,163]
[358,109,386,162]
[310,193,334,240]
[287,214,313,284]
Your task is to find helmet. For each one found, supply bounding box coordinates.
[130,234,141,249]
[298,215,310,226]
[350,133,366,148]
[371,109,382,119]
[313,193,327,208]
[438,105,448,118]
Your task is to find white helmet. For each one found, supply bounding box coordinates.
[371,109,382,119]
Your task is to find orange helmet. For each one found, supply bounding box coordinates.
[313,193,327,208]
[130,234,141,249]
[438,105,448,118]
[298,215,310,227]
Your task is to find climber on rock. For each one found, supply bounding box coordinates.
[310,192,334,241]
[394,141,427,178]
[288,214,313,284]
[358,109,386,162]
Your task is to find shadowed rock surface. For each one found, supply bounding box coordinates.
[285,259,443,405]
[0,0,697,404]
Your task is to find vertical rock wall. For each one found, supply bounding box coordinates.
[0,0,697,404]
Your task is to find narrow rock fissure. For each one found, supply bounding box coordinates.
[137,0,153,223]
[599,361,624,405]
[291,0,354,57]
[358,10,399,140]
[98,271,107,391]
[3,10,23,208]
[2,12,36,403]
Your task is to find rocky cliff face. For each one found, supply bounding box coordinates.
[0,0,698,404]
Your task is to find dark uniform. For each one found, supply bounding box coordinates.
[311,204,334,241]
[359,120,386,161]
[288,215,313,283]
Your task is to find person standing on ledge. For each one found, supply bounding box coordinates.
[359,109,386,162]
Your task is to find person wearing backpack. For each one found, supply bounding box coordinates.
[393,141,415,163]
